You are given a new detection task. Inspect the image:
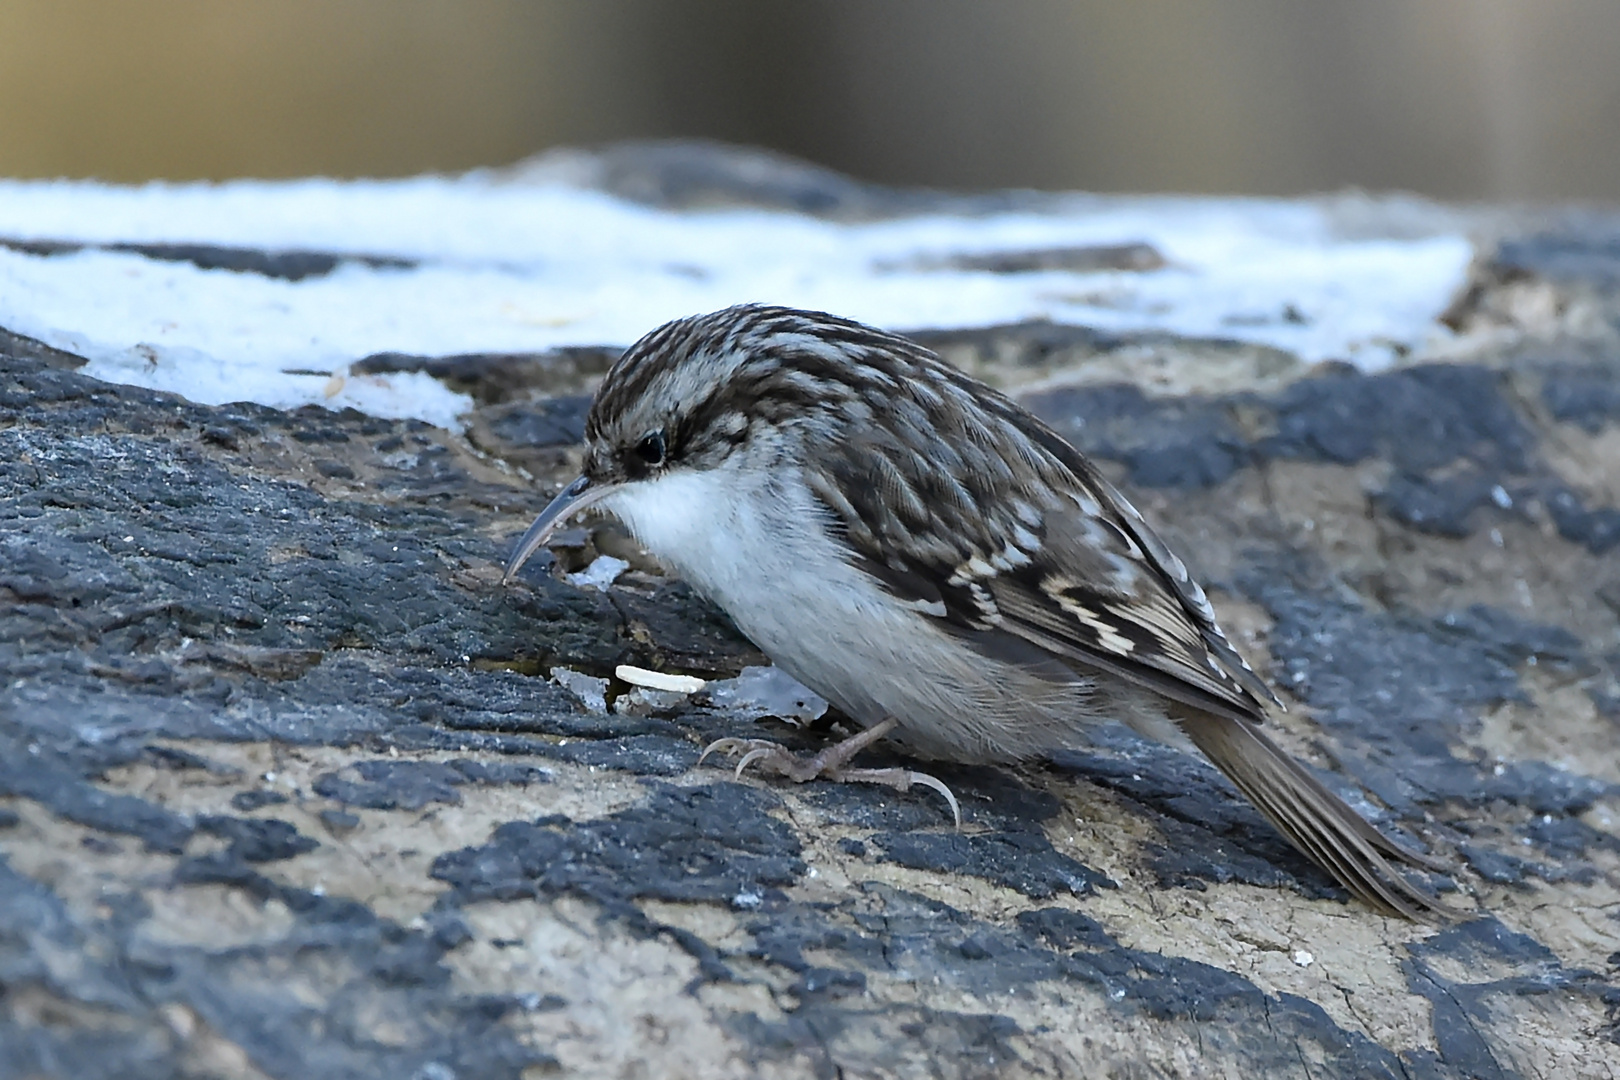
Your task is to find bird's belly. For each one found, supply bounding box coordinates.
[718,566,1122,764]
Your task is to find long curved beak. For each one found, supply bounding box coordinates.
[501,475,620,583]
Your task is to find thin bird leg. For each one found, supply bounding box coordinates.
[698,718,963,827]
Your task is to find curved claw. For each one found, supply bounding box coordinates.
[699,736,771,769]
[696,738,742,769]
[733,747,776,779]
[907,771,963,830]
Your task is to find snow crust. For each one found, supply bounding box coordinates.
[0,174,1474,429]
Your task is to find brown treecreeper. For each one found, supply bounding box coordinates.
[503,304,1454,920]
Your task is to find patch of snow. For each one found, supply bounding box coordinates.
[0,175,1476,429]
[564,554,629,591]
[549,667,609,714]
[611,686,690,717]
[706,665,829,724]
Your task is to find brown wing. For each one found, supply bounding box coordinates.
[801,370,1280,725]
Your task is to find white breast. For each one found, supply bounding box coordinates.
[598,459,882,651]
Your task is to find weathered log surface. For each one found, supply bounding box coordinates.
[3,154,1620,1079]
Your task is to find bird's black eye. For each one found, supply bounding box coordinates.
[634,431,666,466]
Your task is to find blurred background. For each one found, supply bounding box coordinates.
[1,0,1616,202]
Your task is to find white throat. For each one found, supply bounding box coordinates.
[598,460,823,613]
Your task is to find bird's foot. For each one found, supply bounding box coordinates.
[697,717,962,828]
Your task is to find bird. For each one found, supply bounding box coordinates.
[501,303,1453,920]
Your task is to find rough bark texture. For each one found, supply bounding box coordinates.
[3,151,1620,1079]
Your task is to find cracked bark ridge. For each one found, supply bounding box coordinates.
[5,171,1620,1076]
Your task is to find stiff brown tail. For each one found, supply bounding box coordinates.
[1178,712,1456,921]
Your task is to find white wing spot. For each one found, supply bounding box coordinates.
[1060,600,1136,656]
[1099,518,1145,559]
[996,542,1033,570]
[968,582,1003,625]
[1070,490,1103,517]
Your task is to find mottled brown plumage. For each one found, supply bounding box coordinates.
[506,303,1455,920]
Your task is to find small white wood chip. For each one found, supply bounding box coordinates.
[614,665,706,694]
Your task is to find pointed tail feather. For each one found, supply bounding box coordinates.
[1178,712,1457,921]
